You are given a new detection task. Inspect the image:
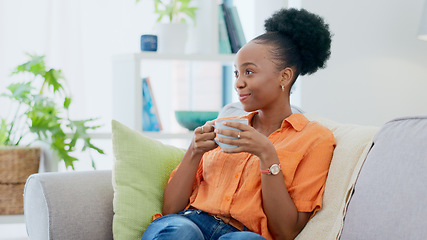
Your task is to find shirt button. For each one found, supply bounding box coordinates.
[226,196,231,201]
[235,174,239,178]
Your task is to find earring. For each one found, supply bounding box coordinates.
[281,85,285,92]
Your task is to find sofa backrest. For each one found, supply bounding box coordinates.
[218,102,304,118]
[340,116,427,239]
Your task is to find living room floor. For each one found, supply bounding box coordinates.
[0,223,27,240]
[0,215,28,240]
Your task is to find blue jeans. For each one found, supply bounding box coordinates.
[141,209,266,240]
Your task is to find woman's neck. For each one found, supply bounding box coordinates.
[252,104,293,137]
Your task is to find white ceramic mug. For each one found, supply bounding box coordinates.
[214,118,249,149]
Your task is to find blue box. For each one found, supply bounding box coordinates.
[140,35,158,52]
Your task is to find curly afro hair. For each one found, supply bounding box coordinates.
[254,8,332,77]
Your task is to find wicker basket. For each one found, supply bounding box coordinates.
[0,147,41,215]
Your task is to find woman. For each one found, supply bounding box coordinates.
[142,8,335,240]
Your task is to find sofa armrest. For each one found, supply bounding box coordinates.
[340,115,427,239]
[24,170,114,240]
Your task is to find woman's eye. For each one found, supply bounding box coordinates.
[234,70,239,78]
[245,70,253,75]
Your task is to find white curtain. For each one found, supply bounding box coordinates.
[0,0,156,131]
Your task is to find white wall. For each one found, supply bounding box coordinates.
[299,0,427,126]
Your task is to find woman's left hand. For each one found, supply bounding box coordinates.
[214,121,274,159]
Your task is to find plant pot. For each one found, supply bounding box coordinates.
[156,23,188,54]
[0,147,41,215]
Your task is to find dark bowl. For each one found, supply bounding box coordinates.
[175,110,219,131]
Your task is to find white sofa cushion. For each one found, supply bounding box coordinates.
[295,113,378,240]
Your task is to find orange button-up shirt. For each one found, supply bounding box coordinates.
[171,112,335,240]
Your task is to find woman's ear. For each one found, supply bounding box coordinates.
[280,67,294,88]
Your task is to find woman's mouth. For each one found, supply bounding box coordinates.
[239,93,251,102]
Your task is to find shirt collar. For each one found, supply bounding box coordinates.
[245,112,309,132]
[281,113,309,132]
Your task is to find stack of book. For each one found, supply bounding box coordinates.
[218,3,246,54]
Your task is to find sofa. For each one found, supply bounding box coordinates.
[23,103,427,240]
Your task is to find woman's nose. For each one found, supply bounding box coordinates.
[235,76,245,90]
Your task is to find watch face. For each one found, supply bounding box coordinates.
[270,164,281,175]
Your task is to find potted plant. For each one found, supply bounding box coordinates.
[137,0,198,54]
[137,0,197,23]
[0,54,104,171]
[0,54,104,214]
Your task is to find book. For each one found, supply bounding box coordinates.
[142,77,162,131]
[221,3,240,53]
[222,65,233,106]
[218,5,232,54]
[230,6,246,48]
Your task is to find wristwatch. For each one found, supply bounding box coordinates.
[260,163,281,175]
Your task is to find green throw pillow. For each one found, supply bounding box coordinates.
[111,120,185,240]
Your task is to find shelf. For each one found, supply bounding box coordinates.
[114,52,236,63]
[112,52,232,133]
[0,215,24,224]
[77,132,194,140]
[142,131,193,139]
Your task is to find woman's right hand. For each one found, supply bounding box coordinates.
[190,120,218,156]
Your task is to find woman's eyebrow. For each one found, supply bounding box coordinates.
[234,62,258,68]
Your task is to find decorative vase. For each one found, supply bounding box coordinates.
[156,23,188,54]
[0,147,41,215]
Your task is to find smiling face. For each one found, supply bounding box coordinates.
[234,41,291,113]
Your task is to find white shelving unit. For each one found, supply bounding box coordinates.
[113,52,235,63]
[112,52,235,134]
[112,0,290,136]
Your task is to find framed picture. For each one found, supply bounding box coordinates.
[142,77,162,131]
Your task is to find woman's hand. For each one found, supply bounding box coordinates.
[215,121,313,239]
[189,120,218,156]
[213,120,275,159]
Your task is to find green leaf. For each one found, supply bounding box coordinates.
[181,7,197,21]
[152,0,197,23]
[179,0,190,8]
[0,119,9,146]
[156,15,164,22]
[64,97,71,109]
[69,119,104,155]
[12,54,46,77]
[27,96,62,140]
[6,82,33,103]
[44,69,65,94]
[91,157,97,170]
[51,136,78,170]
